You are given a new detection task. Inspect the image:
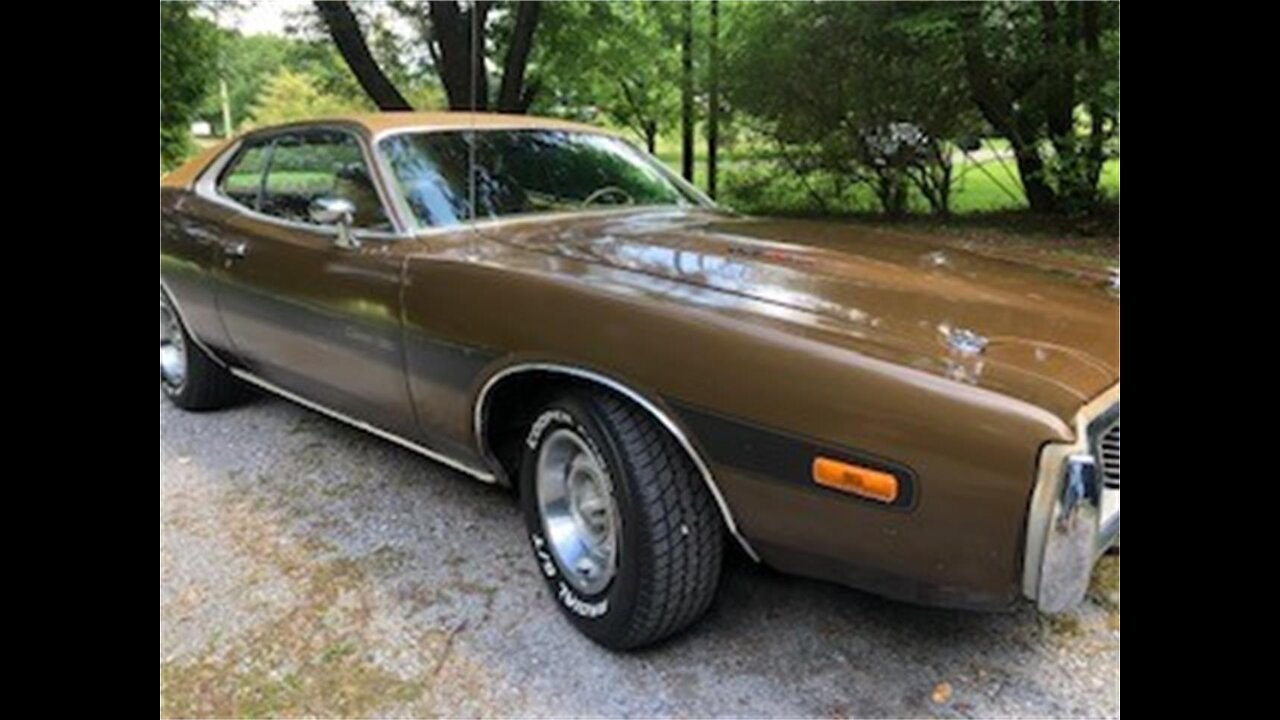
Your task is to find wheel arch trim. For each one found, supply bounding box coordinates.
[473,362,761,562]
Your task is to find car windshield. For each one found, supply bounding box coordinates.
[379,129,704,229]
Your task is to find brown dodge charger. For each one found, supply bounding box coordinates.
[160,113,1119,649]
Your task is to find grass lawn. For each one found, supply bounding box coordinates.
[224,171,333,194]
[655,145,1119,216]
[946,156,1119,212]
[651,136,1119,265]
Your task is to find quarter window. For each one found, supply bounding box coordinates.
[217,140,270,210]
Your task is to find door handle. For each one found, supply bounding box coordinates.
[222,241,248,259]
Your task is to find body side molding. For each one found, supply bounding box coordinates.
[162,279,496,483]
[230,368,497,483]
[473,362,761,562]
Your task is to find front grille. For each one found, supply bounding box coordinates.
[1097,421,1120,488]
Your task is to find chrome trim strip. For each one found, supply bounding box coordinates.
[1022,382,1119,606]
[462,206,700,237]
[371,123,625,145]
[229,368,496,484]
[472,362,761,562]
[160,282,496,483]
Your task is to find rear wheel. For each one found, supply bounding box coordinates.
[161,290,243,410]
[519,389,723,649]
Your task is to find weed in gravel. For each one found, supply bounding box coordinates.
[160,505,423,717]
[1044,613,1083,638]
[1089,555,1120,610]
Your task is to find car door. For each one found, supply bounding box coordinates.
[207,126,420,438]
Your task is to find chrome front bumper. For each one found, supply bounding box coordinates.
[1022,385,1120,613]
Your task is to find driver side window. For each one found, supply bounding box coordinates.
[260,131,392,231]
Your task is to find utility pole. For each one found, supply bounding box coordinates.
[219,78,232,138]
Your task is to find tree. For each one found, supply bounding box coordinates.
[848,3,980,215]
[725,2,977,215]
[245,69,368,127]
[198,34,290,134]
[290,6,448,112]
[160,2,221,169]
[951,1,1119,213]
[385,0,542,112]
[680,1,694,182]
[315,1,412,110]
[707,0,720,198]
[199,27,428,135]
[530,1,679,153]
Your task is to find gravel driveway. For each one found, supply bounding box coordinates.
[160,391,1119,718]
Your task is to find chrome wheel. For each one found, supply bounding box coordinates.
[160,295,187,390]
[535,428,620,595]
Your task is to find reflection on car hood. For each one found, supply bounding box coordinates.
[494,208,1119,415]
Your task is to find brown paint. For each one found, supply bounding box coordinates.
[160,114,1119,609]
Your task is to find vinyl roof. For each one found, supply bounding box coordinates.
[310,111,619,137]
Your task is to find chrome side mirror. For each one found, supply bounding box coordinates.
[308,197,358,249]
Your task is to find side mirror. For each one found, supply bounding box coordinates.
[308,197,358,248]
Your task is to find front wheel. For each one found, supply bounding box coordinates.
[519,389,723,649]
[161,290,244,410]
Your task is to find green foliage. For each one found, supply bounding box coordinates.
[943,1,1119,213]
[353,7,448,109]
[245,69,368,127]
[723,1,979,216]
[163,0,1118,222]
[195,13,447,137]
[160,3,221,169]
[714,153,1119,217]
[198,32,383,134]
[531,1,681,151]
[197,33,287,133]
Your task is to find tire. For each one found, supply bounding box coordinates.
[518,389,723,649]
[161,289,244,411]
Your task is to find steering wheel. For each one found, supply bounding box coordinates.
[581,186,635,208]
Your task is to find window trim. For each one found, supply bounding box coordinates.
[195,123,411,240]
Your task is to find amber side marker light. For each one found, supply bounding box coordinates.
[812,457,899,503]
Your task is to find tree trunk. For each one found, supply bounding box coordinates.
[680,1,695,182]
[1082,0,1105,189]
[706,0,719,198]
[958,5,1059,213]
[645,124,657,154]
[315,1,413,111]
[1012,145,1058,213]
[428,0,489,111]
[497,1,541,112]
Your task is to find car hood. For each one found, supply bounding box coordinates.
[491,208,1119,416]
